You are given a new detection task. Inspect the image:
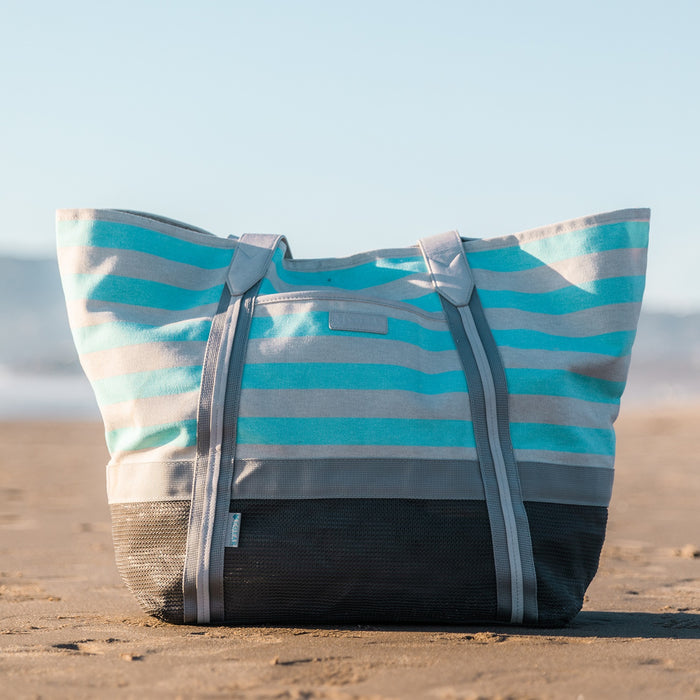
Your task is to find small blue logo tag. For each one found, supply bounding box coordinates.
[227,512,241,547]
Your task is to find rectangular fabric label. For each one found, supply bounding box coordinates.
[226,512,242,547]
[328,310,388,335]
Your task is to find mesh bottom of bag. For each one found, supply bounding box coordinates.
[111,500,189,622]
[525,501,608,626]
[109,498,607,626]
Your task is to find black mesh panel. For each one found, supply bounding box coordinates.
[223,499,497,625]
[110,500,189,623]
[525,501,608,627]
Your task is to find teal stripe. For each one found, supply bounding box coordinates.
[72,319,212,354]
[249,313,455,352]
[93,365,203,406]
[511,422,615,456]
[258,278,278,296]
[271,255,427,290]
[237,417,475,447]
[57,219,234,269]
[242,362,468,394]
[106,419,198,454]
[478,276,645,314]
[492,329,636,357]
[64,273,223,311]
[399,292,444,313]
[466,221,649,272]
[505,368,624,403]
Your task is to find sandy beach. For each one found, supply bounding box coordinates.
[1,405,699,699]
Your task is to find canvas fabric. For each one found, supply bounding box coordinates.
[57,207,649,626]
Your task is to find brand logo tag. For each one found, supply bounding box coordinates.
[226,512,242,547]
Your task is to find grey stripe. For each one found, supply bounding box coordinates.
[183,287,234,624]
[463,208,650,253]
[514,448,615,469]
[484,303,643,338]
[233,459,486,500]
[279,247,423,271]
[239,389,472,421]
[57,208,235,247]
[57,245,230,289]
[500,346,631,382]
[471,248,648,293]
[66,298,219,329]
[79,341,206,381]
[508,393,619,430]
[57,207,649,261]
[247,336,461,374]
[234,459,612,507]
[235,443,479,461]
[254,293,446,324]
[108,443,197,464]
[354,273,434,301]
[263,260,435,303]
[209,288,257,622]
[519,462,614,507]
[105,458,614,508]
[100,391,199,431]
[470,292,538,624]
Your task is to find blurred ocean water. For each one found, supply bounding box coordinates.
[0,366,99,419]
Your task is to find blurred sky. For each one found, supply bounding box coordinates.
[1,0,698,311]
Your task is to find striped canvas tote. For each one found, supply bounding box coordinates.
[57,207,649,626]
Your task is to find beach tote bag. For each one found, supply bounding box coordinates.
[57,207,649,627]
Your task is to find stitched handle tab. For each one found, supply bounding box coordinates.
[418,231,474,307]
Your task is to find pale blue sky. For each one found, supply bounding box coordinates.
[1,0,698,310]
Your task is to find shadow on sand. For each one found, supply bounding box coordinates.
[540,610,700,640]
[194,611,700,641]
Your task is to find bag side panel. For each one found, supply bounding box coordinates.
[466,212,649,623]
[56,212,235,465]
[110,500,190,623]
[57,211,237,622]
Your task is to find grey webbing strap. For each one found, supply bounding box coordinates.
[418,230,538,624]
[183,233,284,624]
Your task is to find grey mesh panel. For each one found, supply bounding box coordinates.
[111,501,190,623]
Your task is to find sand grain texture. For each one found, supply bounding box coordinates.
[1,408,699,699]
